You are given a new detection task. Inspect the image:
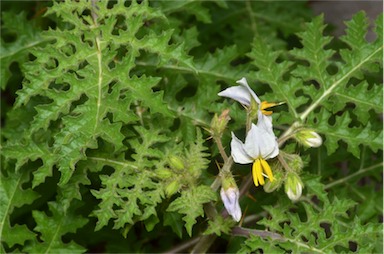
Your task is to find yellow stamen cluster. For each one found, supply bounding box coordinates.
[260,101,280,116]
[252,158,275,186]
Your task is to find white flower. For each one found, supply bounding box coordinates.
[220,187,242,222]
[284,172,303,201]
[231,120,279,187]
[218,77,261,106]
[218,77,278,116]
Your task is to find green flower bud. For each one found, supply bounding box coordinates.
[165,180,180,197]
[284,172,304,202]
[210,109,230,138]
[155,168,173,179]
[168,155,184,171]
[263,169,283,193]
[295,129,322,148]
[287,154,304,173]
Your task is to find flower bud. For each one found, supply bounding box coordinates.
[284,172,304,202]
[295,129,322,148]
[287,154,304,173]
[221,173,242,222]
[168,155,184,170]
[211,109,231,138]
[263,168,283,193]
[155,168,173,179]
[220,187,241,222]
[165,180,180,197]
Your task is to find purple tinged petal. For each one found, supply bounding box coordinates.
[220,187,242,222]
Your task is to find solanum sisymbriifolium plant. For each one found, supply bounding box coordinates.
[1,0,382,253]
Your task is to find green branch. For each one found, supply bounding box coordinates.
[324,162,383,189]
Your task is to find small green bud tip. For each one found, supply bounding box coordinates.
[295,129,322,148]
[168,155,184,170]
[211,109,230,137]
[165,180,180,197]
[221,172,237,190]
[284,172,304,202]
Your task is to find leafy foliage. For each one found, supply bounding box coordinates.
[249,13,382,157]
[24,202,88,253]
[167,185,216,236]
[91,126,169,232]
[0,1,382,253]
[239,184,382,253]
[0,169,39,250]
[0,10,46,89]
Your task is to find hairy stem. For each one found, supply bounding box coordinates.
[213,136,229,163]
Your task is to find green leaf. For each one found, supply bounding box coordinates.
[204,215,235,236]
[308,109,382,157]
[3,0,191,185]
[0,11,46,89]
[0,169,39,249]
[91,126,168,232]
[24,202,88,253]
[167,185,217,236]
[163,212,184,238]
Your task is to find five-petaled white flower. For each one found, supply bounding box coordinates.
[218,77,277,116]
[231,113,279,187]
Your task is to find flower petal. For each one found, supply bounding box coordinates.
[257,111,273,134]
[230,132,253,164]
[243,124,263,159]
[218,86,252,106]
[263,140,279,159]
[236,77,261,104]
[244,124,279,160]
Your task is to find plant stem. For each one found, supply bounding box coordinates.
[191,234,217,254]
[324,162,383,189]
[163,237,200,254]
[232,226,283,240]
[210,156,234,191]
[213,136,229,163]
